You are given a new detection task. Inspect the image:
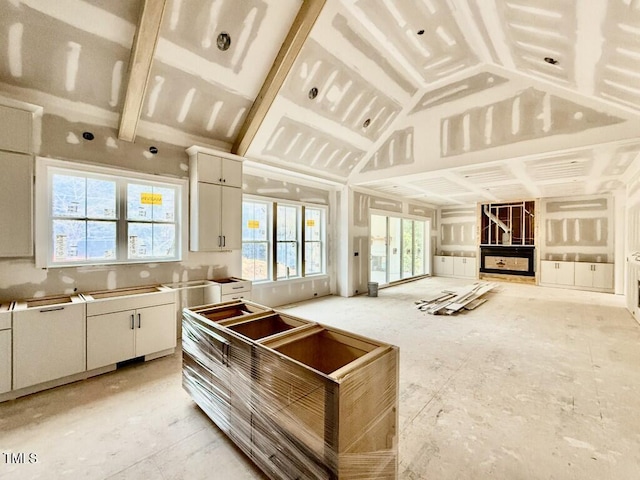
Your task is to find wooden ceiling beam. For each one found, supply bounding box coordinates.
[232,0,326,157]
[118,0,167,142]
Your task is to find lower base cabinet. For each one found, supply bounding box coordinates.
[182,301,399,480]
[87,302,175,370]
[13,303,86,390]
[540,261,613,291]
[84,288,176,371]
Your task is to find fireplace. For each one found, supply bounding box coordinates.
[480,245,535,276]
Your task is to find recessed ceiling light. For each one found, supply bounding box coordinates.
[417,29,425,35]
[217,32,231,51]
[308,87,318,99]
[544,57,558,65]
[363,118,371,128]
[82,131,94,141]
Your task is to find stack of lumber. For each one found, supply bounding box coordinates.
[415,282,497,315]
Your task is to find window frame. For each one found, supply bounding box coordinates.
[241,195,327,283]
[241,199,272,282]
[36,157,186,268]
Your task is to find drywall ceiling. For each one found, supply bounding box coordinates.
[1,0,640,205]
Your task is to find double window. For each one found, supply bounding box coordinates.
[242,199,326,282]
[38,160,183,267]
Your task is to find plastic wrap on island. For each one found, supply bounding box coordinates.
[182,299,399,480]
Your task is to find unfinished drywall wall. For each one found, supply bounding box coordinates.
[539,195,614,263]
[242,174,331,205]
[437,205,477,257]
[41,114,189,178]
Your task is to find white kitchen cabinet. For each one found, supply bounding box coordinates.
[0,151,33,257]
[453,257,477,278]
[434,256,454,276]
[12,300,86,390]
[0,304,11,395]
[0,104,32,154]
[210,277,252,303]
[540,261,576,287]
[188,150,242,188]
[574,263,614,290]
[188,147,243,252]
[192,182,242,251]
[85,288,176,370]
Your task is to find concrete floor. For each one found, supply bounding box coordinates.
[1,277,640,479]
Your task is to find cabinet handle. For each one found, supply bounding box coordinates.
[137,313,141,328]
[223,236,226,247]
[232,286,244,290]
[219,178,222,182]
[130,314,135,330]
[39,306,65,313]
[218,236,222,247]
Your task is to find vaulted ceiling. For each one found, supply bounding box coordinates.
[2,0,640,205]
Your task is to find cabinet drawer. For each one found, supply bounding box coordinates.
[221,292,251,303]
[219,280,251,295]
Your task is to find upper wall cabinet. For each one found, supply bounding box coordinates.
[191,151,242,188]
[0,152,33,257]
[0,104,32,154]
[0,101,37,258]
[187,147,243,252]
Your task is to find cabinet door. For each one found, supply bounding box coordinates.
[434,256,453,276]
[556,262,576,286]
[0,104,32,153]
[0,330,11,394]
[453,257,465,277]
[13,304,86,389]
[593,264,614,289]
[87,311,136,370]
[194,182,223,251]
[540,261,557,284]
[0,151,33,257]
[195,152,223,184]
[221,159,242,188]
[135,303,177,357]
[465,258,477,278]
[220,186,242,250]
[573,263,593,287]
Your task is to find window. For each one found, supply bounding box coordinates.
[242,201,270,281]
[241,199,326,282]
[38,159,183,267]
[304,208,324,275]
[277,205,299,279]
